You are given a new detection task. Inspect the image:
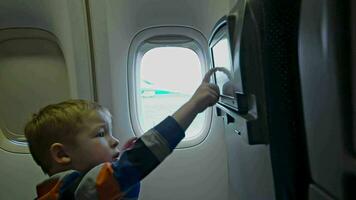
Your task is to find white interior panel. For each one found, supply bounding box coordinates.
[0,148,45,199]
[0,0,94,99]
[0,0,94,198]
[0,0,234,199]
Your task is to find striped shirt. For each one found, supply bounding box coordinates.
[35,116,185,200]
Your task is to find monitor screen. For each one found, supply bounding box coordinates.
[211,37,236,98]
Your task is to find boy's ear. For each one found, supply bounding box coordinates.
[50,143,71,164]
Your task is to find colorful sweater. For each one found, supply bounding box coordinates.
[35,116,185,200]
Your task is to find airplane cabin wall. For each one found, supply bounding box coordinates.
[0,0,95,99]
[0,0,96,199]
[0,0,232,199]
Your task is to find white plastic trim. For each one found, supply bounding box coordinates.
[0,128,28,154]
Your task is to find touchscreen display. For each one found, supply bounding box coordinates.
[212,37,236,97]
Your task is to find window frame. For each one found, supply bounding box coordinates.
[128,26,212,148]
[0,28,68,154]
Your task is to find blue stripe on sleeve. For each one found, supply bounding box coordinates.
[59,171,82,196]
[123,183,140,198]
[111,153,141,192]
[153,116,185,150]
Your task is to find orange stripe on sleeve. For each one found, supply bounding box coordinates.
[37,179,62,200]
[96,163,123,200]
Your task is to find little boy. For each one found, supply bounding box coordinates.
[25,68,220,200]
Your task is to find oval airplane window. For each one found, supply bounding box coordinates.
[0,28,71,153]
[128,26,212,148]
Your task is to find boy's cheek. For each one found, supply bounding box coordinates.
[94,148,114,162]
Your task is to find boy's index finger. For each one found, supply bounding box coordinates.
[202,68,219,83]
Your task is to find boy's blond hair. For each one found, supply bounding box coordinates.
[24,99,110,174]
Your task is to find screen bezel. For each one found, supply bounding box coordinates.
[209,16,239,111]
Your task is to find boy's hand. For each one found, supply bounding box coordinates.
[172,68,221,131]
[188,68,220,114]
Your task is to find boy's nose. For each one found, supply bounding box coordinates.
[110,137,119,148]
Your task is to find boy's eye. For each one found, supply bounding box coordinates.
[96,130,106,137]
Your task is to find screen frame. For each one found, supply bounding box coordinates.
[209,16,241,112]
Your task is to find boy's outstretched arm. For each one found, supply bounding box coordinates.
[73,69,221,199]
[172,68,220,130]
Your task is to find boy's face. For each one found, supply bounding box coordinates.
[66,109,120,172]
